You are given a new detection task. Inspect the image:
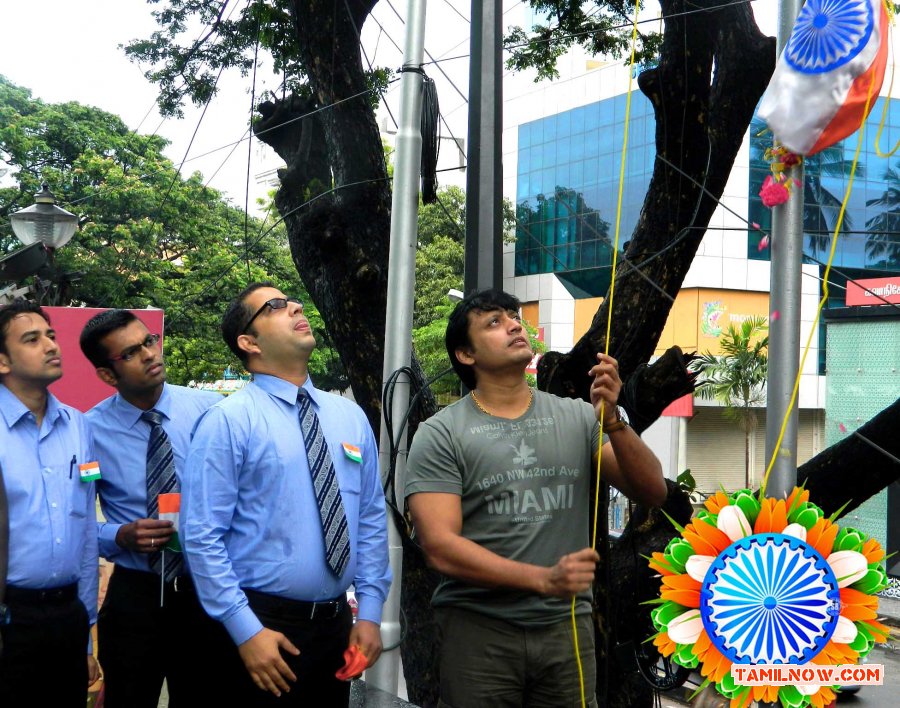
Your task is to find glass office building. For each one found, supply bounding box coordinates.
[515,92,900,299]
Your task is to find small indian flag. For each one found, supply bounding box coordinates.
[78,461,101,482]
[158,492,182,552]
[342,442,362,464]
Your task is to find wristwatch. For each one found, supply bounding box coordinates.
[604,406,630,434]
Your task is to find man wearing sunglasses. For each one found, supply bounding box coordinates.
[79,310,225,708]
[181,282,391,706]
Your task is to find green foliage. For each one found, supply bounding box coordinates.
[689,316,769,484]
[505,2,663,82]
[675,468,696,495]
[0,74,346,388]
[122,0,391,117]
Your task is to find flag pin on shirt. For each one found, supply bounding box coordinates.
[342,442,362,463]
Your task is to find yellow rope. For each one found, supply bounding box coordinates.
[874,0,897,156]
[572,3,641,706]
[760,66,878,497]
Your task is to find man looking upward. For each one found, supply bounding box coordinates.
[406,289,666,707]
[182,282,391,705]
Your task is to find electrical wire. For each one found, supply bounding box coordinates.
[421,76,441,204]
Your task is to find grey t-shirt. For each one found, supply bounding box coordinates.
[405,389,603,626]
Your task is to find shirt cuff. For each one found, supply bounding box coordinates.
[98,522,123,559]
[356,594,385,626]
[224,606,265,646]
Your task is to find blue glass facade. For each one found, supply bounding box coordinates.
[515,92,655,295]
[748,98,900,274]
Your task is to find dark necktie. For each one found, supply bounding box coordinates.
[298,391,350,577]
[142,410,183,581]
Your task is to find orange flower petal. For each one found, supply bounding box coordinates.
[660,588,701,608]
[662,574,703,592]
[649,552,677,576]
[861,537,885,564]
[807,518,839,558]
[786,486,809,510]
[770,499,788,533]
[653,631,676,657]
[683,527,719,557]
[705,491,730,515]
[754,499,774,533]
[810,686,836,708]
[691,518,732,555]
[859,619,891,643]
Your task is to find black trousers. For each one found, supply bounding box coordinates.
[218,588,354,707]
[97,566,232,708]
[0,584,89,707]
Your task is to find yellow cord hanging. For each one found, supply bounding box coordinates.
[873,1,898,157]
[571,2,640,706]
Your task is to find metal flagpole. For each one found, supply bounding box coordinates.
[464,0,504,294]
[764,0,805,501]
[760,4,804,706]
[369,0,428,694]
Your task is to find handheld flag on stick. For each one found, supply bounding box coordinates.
[759,0,890,156]
[158,493,182,552]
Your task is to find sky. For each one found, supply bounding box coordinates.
[0,1,778,213]
[0,0,487,210]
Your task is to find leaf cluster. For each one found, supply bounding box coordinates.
[504,1,663,82]
[0,74,346,388]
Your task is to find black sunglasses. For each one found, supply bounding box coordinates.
[242,297,303,334]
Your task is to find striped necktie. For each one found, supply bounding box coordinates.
[142,410,183,581]
[297,391,350,577]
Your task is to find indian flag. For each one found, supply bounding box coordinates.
[342,442,362,463]
[158,492,182,552]
[758,0,889,156]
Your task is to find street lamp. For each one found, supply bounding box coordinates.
[9,183,78,250]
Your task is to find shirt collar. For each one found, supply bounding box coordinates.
[252,372,322,409]
[0,383,69,429]
[114,382,172,429]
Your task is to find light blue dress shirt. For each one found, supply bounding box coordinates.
[87,383,221,571]
[0,383,99,635]
[182,374,391,645]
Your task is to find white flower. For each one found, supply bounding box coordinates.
[685,554,715,583]
[831,615,859,644]
[717,505,752,542]
[782,523,807,541]
[667,610,703,645]
[827,550,869,588]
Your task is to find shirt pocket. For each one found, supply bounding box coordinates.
[332,443,362,496]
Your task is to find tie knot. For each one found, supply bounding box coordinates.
[141,410,164,427]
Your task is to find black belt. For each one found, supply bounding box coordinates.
[113,565,195,593]
[243,587,347,621]
[5,583,78,604]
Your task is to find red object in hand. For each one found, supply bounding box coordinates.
[335,645,368,681]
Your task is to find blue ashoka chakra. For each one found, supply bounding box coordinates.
[784,0,874,75]
[700,534,840,665]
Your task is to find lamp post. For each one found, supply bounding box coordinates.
[9,183,78,251]
[3,183,79,304]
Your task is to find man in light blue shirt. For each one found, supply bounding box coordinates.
[80,309,224,708]
[182,282,391,706]
[0,300,99,706]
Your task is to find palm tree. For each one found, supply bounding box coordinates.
[689,316,769,489]
[865,165,900,268]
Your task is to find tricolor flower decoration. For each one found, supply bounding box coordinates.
[760,146,803,208]
[649,487,891,708]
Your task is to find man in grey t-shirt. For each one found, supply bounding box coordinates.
[405,289,666,708]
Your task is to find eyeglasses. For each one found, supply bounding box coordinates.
[241,297,303,334]
[108,333,161,363]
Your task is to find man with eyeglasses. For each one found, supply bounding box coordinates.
[0,300,99,706]
[181,282,391,706]
[79,309,225,708]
